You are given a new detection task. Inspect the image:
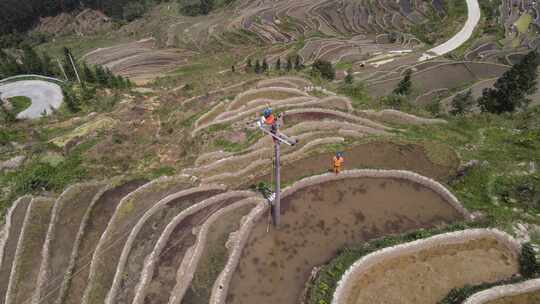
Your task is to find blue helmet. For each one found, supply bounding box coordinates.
[336,152,343,158]
[263,108,272,118]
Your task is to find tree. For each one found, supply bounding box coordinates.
[246,58,252,73]
[294,55,303,70]
[275,58,281,71]
[62,85,80,113]
[450,89,474,115]
[393,69,412,96]
[21,44,43,74]
[286,56,293,72]
[478,50,539,114]
[312,59,335,80]
[123,2,146,21]
[254,59,261,74]
[231,65,235,73]
[199,0,214,15]
[262,58,268,72]
[83,63,96,83]
[345,68,353,84]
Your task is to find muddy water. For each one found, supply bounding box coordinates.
[227,177,463,304]
[252,141,458,186]
[487,292,540,304]
[347,238,519,304]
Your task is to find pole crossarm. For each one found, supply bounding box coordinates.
[256,123,298,146]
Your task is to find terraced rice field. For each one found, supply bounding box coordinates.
[344,237,518,304]
[226,175,466,304]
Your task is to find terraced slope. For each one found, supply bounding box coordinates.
[5,197,55,304]
[337,230,520,304]
[33,183,106,304]
[0,196,32,302]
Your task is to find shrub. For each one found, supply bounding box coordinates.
[520,243,540,278]
[393,69,413,96]
[450,89,474,115]
[312,59,335,80]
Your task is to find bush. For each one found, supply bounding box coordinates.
[520,243,540,278]
[450,89,474,115]
[312,59,335,80]
[123,2,146,21]
[381,94,407,109]
[393,69,413,96]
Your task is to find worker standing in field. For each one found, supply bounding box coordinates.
[333,152,344,174]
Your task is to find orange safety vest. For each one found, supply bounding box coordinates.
[265,114,275,125]
[333,156,344,167]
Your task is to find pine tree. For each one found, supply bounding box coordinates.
[62,85,80,113]
[312,59,335,80]
[345,68,353,84]
[275,58,281,71]
[246,58,252,73]
[95,65,108,86]
[286,57,293,72]
[450,89,474,115]
[83,64,96,83]
[393,69,412,96]
[231,65,235,73]
[21,45,42,74]
[479,50,539,113]
[294,55,302,71]
[262,58,268,72]
[254,60,261,74]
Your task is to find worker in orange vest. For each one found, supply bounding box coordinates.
[333,152,344,174]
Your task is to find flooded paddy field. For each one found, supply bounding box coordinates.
[227,176,465,304]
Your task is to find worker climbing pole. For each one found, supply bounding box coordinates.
[257,107,297,227]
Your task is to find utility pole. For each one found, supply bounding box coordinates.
[257,115,296,228]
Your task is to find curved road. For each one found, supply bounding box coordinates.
[0,80,64,119]
[419,0,481,61]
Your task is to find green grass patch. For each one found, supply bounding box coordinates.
[515,13,532,34]
[8,96,32,115]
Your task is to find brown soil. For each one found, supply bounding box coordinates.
[227,177,464,304]
[282,112,355,126]
[0,196,31,301]
[182,204,255,304]
[10,198,54,304]
[251,141,457,187]
[487,291,540,304]
[144,197,240,304]
[85,179,192,304]
[39,183,104,304]
[346,238,519,304]
[115,189,224,304]
[63,180,146,304]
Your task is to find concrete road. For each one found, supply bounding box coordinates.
[0,80,64,119]
[419,0,481,61]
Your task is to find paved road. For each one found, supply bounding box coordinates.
[419,0,481,61]
[0,80,64,119]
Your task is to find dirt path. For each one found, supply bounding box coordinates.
[0,80,63,119]
[346,238,518,304]
[486,292,540,304]
[227,177,464,304]
[420,0,480,61]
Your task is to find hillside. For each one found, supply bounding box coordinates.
[1,1,540,304]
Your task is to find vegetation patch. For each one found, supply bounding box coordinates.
[305,222,487,304]
[7,96,31,115]
[51,116,117,147]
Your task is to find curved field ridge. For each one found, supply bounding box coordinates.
[81,175,193,304]
[463,278,540,304]
[0,196,31,270]
[360,109,447,125]
[131,192,259,304]
[420,0,481,61]
[332,229,521,304]
[168,197,260,304]
[211,169,472,304]
[105,184,227,304]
